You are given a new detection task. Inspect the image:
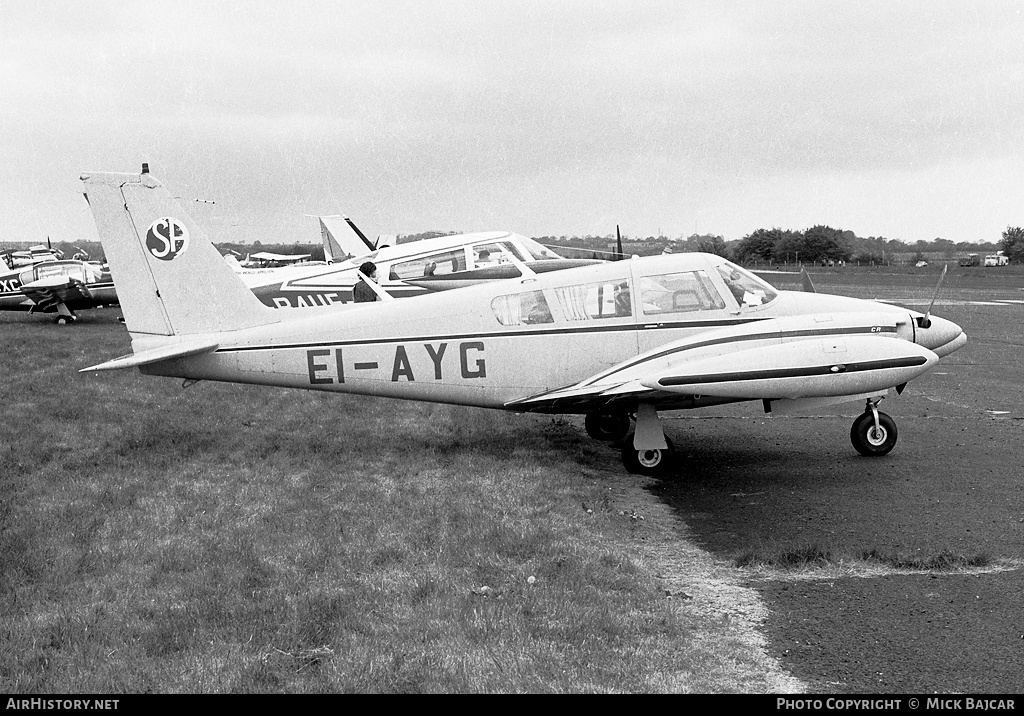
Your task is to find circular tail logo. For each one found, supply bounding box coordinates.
[146,217,190,261]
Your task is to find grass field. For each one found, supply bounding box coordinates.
[0,309,798,693]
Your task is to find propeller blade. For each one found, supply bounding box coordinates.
[922,264,948,327]
[616,225,623,261]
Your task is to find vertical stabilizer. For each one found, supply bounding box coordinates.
[81,169,276,336]
[318,214,375,260]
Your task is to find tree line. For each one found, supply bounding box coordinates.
[539,225,1020,266]
[26,225,1024,267]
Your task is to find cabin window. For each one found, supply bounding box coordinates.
[715,264,778,308]
[639,270,725,315]
[552,280,631,320]
[491,290,554,326]
[390,249,467,279]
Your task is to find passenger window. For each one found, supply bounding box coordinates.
[492,290,554,326]
[553,280,631,320]
[639,271,725,315]
[390,249,467,279]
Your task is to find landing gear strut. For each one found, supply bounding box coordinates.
[54,304,77,325]
[850,398,898,456]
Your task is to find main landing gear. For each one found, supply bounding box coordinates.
[585,404,676,477]
[54,304,77,325]
[850,398,898,456]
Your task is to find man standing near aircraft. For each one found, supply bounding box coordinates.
[353,261,379,303]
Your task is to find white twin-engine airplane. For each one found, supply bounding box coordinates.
[80,168,967,476]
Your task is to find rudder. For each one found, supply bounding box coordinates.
[81,168,276,336]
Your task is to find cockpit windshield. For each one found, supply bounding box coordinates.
[518,238,562,261]
[714,260,778,308]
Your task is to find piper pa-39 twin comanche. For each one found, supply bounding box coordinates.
[80,168,967,476]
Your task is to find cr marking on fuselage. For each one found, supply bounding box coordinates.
[305,341,487,385]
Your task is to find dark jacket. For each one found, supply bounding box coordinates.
[353,279,378,303]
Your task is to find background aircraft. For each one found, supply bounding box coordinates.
[0,259,117,323]
[318,214,396,261]
[80,168,966,475]
[222,202,597,308]
[1,241,63,269]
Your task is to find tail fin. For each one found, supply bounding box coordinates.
[318,214,374,262]
[80,168,276,336]
[799,266,816,293]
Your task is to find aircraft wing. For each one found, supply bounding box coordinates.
[507,312,937,414]
[20,276,95,312]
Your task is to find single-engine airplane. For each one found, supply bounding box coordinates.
[1,258,117,323]
[80,168,966,475]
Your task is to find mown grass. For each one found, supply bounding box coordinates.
[1,312,787,693]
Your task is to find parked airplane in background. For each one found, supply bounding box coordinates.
[80,167,966,475]
[0,259,117,323]
[237,212,593,308]
[1,242,63,269]
[319,214,397,262]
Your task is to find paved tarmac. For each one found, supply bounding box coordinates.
[647,281,1024,693]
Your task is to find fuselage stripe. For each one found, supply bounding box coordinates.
[216,317,764,353]
[657,355,928,386]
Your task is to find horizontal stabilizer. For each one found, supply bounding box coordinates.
[81,337,219,372]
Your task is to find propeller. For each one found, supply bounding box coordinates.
[616,225,623,261]
[920,263,948,329]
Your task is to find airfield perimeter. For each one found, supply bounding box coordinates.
[1,263,1020,693]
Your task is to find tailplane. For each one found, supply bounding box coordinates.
[81,166,276,336]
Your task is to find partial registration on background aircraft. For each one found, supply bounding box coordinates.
[79,167,966,475]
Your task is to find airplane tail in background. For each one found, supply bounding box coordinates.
[81,167,276,337]
[319,215,375,262]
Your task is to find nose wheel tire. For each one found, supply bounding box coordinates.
[621,437,675,477]
[850,411,898,456]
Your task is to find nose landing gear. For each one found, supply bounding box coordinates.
[850,398,898,456]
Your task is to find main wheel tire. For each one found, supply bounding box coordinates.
[585,411,631,443]
[621,437,675,477]
[850,411,898,456]
[55,316,71,325]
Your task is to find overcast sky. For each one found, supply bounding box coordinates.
[2,1,1022,246]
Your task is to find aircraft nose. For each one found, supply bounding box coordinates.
[918,315,966,358]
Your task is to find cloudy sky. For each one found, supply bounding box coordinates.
[2,1,1021,247]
